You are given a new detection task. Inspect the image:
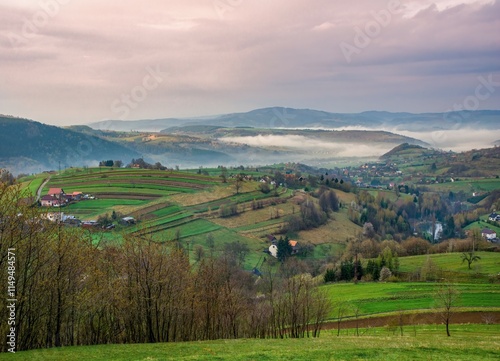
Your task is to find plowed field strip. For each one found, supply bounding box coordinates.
[322,311,500,331]
[129,202,172,218]
[95,194,161,200]
[49,179,209,189]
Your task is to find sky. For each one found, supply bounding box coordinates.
[0,0,499,126]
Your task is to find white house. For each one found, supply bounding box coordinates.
[268,244,278,258]
[488,213,500,222]
[481,228,497,241]
[268,240,300,258]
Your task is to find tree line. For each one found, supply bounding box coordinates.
[0,183,331,352]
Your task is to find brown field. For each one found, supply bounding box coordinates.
[169,182,256,206]
[298,210,362,244]
[239,223,287,238]
[324,311,500,332]
[95,193,161,200]
[333,189,356,204]
[129,201,172,218]
[211,202,296,229]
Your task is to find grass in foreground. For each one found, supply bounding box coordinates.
[3,324,499,361]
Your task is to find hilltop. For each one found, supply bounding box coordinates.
[381,143,500,177]
[381,143,428,158]
[0,117,139,174]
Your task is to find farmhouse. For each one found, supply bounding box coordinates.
[289,240,300,255]
[267,235,277,244]
[268,240,300,258]
[488,213,500,222]
[82,220,98,229]
[268,244,278,258]
[48,188,65,198]
[72,192,83,200]
[40,195,61,207]
[481,228,497,241]
[121,216,136,225]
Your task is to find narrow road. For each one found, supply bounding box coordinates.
[35,176,51,202]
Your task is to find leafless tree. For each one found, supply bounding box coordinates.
[434,283,460,337]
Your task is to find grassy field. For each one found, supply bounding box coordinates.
[18,174,48,197]
[3,324,499,361]
[426,178,500,193]
[465,219,500,235]
[65,199,149,219]
[322,282,500,318]
[397,252,500,279]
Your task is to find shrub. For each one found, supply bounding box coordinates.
[219,203,238,218]
[379,266,392,282]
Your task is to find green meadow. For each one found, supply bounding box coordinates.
[397,252,500,277]
[322,282,500,317]
[3,324,499,361]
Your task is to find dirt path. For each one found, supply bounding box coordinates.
[35,176,51,202]
[321,311,500,332]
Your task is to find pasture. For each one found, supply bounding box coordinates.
[397,252,500,277]
[425,178,500,193]
[3,324,499,361]
[322,282,500,319]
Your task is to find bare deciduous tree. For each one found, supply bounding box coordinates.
[434,283,460,337]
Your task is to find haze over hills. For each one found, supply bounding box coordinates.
[88,107,500,152]
[2,107,499,174]
[88,107,500,133]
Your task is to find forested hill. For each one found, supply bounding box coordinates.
[0,116,138,173]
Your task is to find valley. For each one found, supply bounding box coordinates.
[1,110,500,359]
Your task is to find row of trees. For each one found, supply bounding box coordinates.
[0,184,331,351]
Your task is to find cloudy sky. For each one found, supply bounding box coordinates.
[1,0,499,125]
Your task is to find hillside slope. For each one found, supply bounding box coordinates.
[0,116,139,174]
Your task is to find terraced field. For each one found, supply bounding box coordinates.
[36,167,296,268]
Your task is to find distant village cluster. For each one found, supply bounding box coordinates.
[40,187,135,229]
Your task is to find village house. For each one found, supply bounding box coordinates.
[289,240,300,255]
[268,239,300,258]
[72,192,83,201]
[121,216,136,225]
[481,228,497,241]
[268,244,278,258]
[48,188,65,199]
[488,213,500,222]
[40,195,61,207]
[41,188,84,207]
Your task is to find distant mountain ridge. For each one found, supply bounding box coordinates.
[0,116,139,174]
[87,107,500,132]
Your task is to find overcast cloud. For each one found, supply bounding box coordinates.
[0,0,499,125]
